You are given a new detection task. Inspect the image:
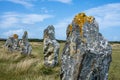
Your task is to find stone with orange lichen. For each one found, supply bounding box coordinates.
[4,34,19,52]
[60,12,112,80]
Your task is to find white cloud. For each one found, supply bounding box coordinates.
[0,0,36,8]
[40,7,49,13]
[22,14,53,24]
[0,17,19,28]
[0,12,53,28]
[3,29,24,37]
[84,3,120,29]
[53,3,120,40]
[49,0,72,4]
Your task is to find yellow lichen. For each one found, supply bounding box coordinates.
[69,24,72,32]
[13,34,18,39]
[87,16,94,23]
[73,12,87,36]
[67,24,72,37]
[73,13,94,37]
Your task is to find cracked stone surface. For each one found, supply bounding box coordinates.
[43,25,60,67]
[20,31,32,55]
[60,13,112,80]
[4,34,19,52]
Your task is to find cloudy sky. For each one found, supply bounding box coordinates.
[0,0,120,41]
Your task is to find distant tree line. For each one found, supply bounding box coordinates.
[109,41,120,44]
[28,39,66,43]
[0,38,119,43]
[0,38,66,43]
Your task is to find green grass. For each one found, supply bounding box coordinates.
[109,45,120,80]
[0,41,120,80]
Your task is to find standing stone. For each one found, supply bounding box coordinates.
[22,31,28,44]
[20,31,32,55]
[4,34,19,52]
[60,13,112,80]
[43,25,60,67]
[13,34,19,50]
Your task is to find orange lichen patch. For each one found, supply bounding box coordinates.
[73,12,87,36]
[73,13,94,36]
[67,24,73,37]
[13,34,18,39]
[68,24,72,32]
[87,16,94,23]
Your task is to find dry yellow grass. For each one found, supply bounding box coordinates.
[0,41,62,80]
[0,41,120,80]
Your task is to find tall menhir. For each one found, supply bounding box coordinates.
[60,13,112,80]
[43,25,60,67]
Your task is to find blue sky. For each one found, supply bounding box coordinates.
[0,0,120,41]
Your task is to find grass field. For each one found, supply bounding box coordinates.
[0,41,120,80]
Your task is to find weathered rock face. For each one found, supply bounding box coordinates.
[60,13,112,80]
[43,25,60,67]
[20,31,32,55]
[4,34,19,52]
[4,31,32,55]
